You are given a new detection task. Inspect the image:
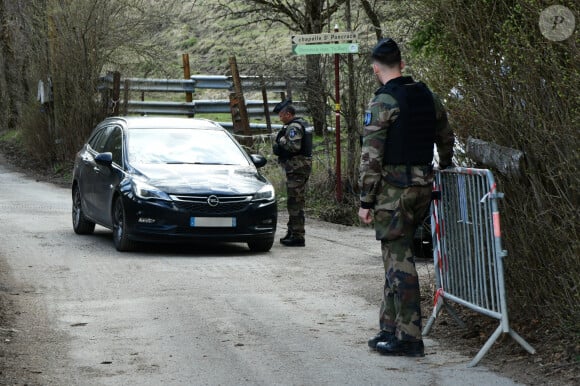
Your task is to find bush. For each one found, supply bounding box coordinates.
[411,0,579,340]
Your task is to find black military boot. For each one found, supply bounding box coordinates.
[280,230,293,243]
[368,330,395,350]
[280,235,305,247]
[376,338,425,357]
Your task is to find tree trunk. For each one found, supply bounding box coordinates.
[344,0,359,193]
[303,0,326,136]
[0,0,22,129]
[360,0,383,40]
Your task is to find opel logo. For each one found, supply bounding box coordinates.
[207,195,219,207]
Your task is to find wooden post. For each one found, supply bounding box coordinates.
[183,54,193,117]
[123,79,129,116]
[182,54,193,100]
[101,74,110,117]
[260,76,272,132]
[228,56,251,144]
[141,91,145,116]
[111,71,121,116]
[285,79,293,101]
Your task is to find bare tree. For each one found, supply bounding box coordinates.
[360,0,383,40]
[0,0,182,161]
[212,0,347,136]
[411,0,579,342]
[0,0,48,130]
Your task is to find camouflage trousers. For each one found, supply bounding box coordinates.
[374,184,432,341]
[283,157,312,238]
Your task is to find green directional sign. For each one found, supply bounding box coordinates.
[292,43,359,55]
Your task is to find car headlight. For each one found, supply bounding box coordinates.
[254,184,275,201]
[132,179,171,201]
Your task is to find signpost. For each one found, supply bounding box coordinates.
[292,43,359,56]
[291,29,358,202]
[291,32,358,45]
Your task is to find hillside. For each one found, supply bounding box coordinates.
[147,3,300,79]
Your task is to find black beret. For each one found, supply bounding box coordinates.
[371,38,401,62]
[273,98,292,113]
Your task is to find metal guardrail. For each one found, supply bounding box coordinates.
[98,74,299,93]
[191,75,292,93]
[124,100,274,115]
[98,74,306,123]
[422,167,535,367]
[220,122,282,131]
[124,99,305,119]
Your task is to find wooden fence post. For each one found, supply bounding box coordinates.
[260,75,272,132]
[123,79,129,116]
[182,53,194,118]
[111,71,121,116]
[228,56,251,145]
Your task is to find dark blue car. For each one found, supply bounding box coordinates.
[72,116,277,252]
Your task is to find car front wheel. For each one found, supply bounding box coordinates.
[72,185,95,235]
[113,196,137,252]
[247,237,274,252]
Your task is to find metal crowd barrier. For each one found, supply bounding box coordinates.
[422,167,535,367]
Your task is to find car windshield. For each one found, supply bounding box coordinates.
[126,128,250,166]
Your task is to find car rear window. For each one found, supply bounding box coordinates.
[126,128,250,166]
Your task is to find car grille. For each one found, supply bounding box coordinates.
[170,194,252,214]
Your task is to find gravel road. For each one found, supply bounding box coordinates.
[0,161,525,385]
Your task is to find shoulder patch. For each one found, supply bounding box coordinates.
[364,111,372,126]
[288,128,297,138]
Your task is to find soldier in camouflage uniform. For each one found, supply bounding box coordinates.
[272,99,313,247]
[358,38,454,357]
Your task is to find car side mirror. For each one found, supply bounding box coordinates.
[95,152,113,166]
[250,154,267,168]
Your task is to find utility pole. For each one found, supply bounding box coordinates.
[334,25,343,202]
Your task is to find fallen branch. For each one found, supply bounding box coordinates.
[466,137,525,177]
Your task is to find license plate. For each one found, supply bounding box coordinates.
[190,217,236,227]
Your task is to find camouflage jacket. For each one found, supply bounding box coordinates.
[276,119,306,156]
[358,77,455,209]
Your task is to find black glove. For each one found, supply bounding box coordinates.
[276,129,286,142]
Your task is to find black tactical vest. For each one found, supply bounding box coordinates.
[377,76,436,165]
[291,117,313,157]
